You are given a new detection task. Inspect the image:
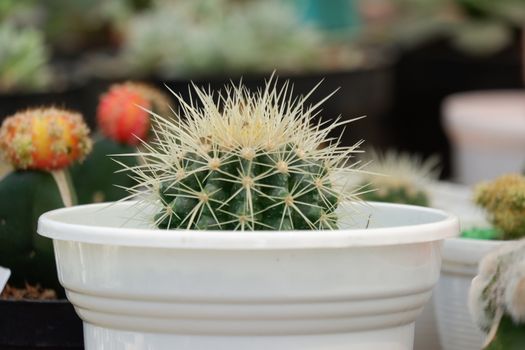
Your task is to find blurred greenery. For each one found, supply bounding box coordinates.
[0,22,51,93]
[0,0,524,91]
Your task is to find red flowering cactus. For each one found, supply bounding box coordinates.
[0,107,92,171]
[97,82,170,145]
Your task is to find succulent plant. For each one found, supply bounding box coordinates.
[0,107,91,292]
[469,240,525,349]
[71,82,171,204]
[0,22,51,93]
[474,174,525,240]
[121,78,364,230]
[118,0,351,78]
[357,149,440,206]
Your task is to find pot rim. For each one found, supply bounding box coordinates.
[38,201,458,249]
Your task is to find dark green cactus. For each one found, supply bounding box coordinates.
[71,137,137,203]
[155,148,339,230]
[0,171,64,293]
[122,78,362,231]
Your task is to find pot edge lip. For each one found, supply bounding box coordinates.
[37,201,459,249]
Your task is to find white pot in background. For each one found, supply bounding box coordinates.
[426,181,501,350]
[434,238,502,350]
[442,90,525,185]
[413,181,478,350]
[38,201,458,350]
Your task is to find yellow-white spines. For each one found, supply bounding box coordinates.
[119,77,366,230]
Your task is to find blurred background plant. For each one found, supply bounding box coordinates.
[89,0,365,79]
[0,22,51,93]
[356,149,440,206]
[361,0,525,55]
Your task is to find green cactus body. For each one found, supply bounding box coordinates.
[155,145,338,230]
[123,78,361,231]
[0,171,63,293]
[71,136,138,203]
[484,315,525,350]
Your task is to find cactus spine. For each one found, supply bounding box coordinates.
[123,78,364,230]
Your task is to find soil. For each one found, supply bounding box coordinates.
[1,283,57,300]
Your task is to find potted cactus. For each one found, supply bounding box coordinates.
[0,107,91,349]
[469,240,525,349]
[38,78,458,350]
[71,81,172,204]
[433,173,525,350]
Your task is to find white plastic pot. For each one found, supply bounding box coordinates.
[434,238,502,350]
[442,90,525,185]
[425,181,498,350]
[38,201,458,350]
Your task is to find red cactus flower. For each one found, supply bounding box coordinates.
[97,82,170,145]
[0,108,92,171]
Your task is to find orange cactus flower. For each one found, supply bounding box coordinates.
[0,108,92,171]
[97,82,171,145]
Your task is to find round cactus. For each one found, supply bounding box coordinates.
[97,82,172,145]
[0,107,91,171]
[469,241,525,349]
[474,174,525,240]
[121,78,364,230]
[357,149,440,206]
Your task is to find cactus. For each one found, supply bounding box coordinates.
[120,78,364,230]
[97,82,171,145]
[469,241,525,349]
[474,174,525,240]
[0,107,91,293]
[0,22,51,93]
[71,82,172,204]
[358,149,440,206]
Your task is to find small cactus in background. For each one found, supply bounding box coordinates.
[357,149,440,206]
[469,241,525,349]
[0,107,91,293]
[121,78,364,231]
[0,108,91,171]
[97,82,171,145]
[71,82,172,204]
[0,22,51,93]
[474,174,525,240]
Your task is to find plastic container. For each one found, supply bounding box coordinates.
[442,90,525,185]
[38,201,458,350]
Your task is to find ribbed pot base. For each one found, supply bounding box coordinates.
[84,323,415,350]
